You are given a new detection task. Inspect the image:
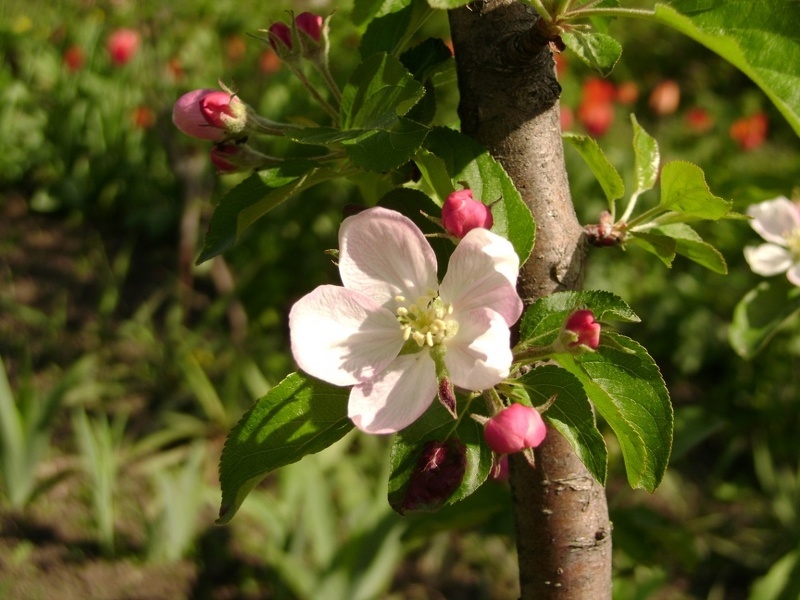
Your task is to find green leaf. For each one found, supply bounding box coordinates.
[657,161,732,220]
[353,0,413,28]
[625,232,676,268]
[217,372,352,524]
[413,148,455,204]
[729,280,800,359]
[424,127,535,264]
[652,223,728,274]
[563,132,624,210]
[197,161,323,264]
[388,397,492,513]
[630,114,660,196]
[360,0,434,58]
[342,53,425,130]
[426,0,472,8]
[653,0,800,136]
[400,37,454,82]
[557,333,673,491]
[518,289,640,349]
[342,119,430,172]
[561,30,622,77]
[520,365,608,485]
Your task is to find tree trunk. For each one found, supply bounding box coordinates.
[448,2,613,598]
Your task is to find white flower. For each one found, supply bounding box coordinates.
[744,196,800,287]
[289,207,523,434]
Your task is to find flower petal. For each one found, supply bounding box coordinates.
[339,207,438,307]
[439,228,523,326]
[289,285,404,386]
[786,263,800,287]
[744,243,794,276]
[445,307,513,391]
[747,196,800,245]
[348,352,438,434]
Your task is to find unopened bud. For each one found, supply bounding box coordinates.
[484,404,547,455]
[106,28,140,66]
[393,439,467,514]
[442,189,493,238]
[296,12,323,42]
[563,309,601,351]
[268,22,293,50]
[199,91,247,135]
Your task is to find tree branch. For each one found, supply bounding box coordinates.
[449,2,612,597]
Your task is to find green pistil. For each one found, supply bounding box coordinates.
[395,291,458,349]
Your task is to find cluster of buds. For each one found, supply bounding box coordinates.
[172,11,340,173]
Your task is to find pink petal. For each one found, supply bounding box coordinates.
[289,285,404,386]
[787,263,800,287]
[445,307,513,391]
[348,352,438,434]
[440,228,523,326]
[748,196,800,246]
[744,244,793,276]
[338,207,438,307]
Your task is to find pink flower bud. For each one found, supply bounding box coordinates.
[172,89,247,141]
[296,12,323,42]
[268,22,292,50]
[564,309,601,350]
[484,404,547,455]
[106,28,140,66]
[210,144,240,172]
[199,91,247,133]
[442,189,493,238]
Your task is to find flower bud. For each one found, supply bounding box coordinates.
[210,144,240,172]
[484,404,547,455]
[268,22,292,50]
[199,91,247,135]
[563,309,601,350]
[106,28,140,66]
[393,439,467,514]
[296,12,323,42]
[172,89,247,141]
[442,189,493,238]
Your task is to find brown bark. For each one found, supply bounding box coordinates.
[449,2,612,598]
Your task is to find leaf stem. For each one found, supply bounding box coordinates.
[564,6,656,21]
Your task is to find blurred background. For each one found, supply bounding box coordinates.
[1,0,798,598]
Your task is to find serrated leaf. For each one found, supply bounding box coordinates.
[729,280,800,359]
[359,1,417,56]
[388,397,492,513]
[518,289,640,349]
[625,232,676,268]
[557,333,673,491]
[424,127,535,264]
[653,0,800,136]
[563,132,624,210]
[520,365,608,485]
[343,118,430,172]
[652,223,727,274]
[562,30,622,77]
[217,372,352,524]
[630,114,660,196]
[353,0,412,28]
[658,161,732,220]
[198,161,322,263]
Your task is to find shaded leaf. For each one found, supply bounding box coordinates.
[729,280,800,359]
[652,223,727,274]
[626,232,676,268]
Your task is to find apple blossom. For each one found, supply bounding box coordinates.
[289,207,523,434]
[484,403,547,455]
[744,196,800,287]
[441,189,493,238]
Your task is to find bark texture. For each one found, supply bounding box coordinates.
[449,2,612,598]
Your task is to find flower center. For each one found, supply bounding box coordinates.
[787,228,800,258]
[395,290,458,348]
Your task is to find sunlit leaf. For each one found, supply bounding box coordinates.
[652,223,727,274]
[520,365,608,485]
[563,132,624,210]
[217,373,352,524]
[562,30,622,77]
[630,114,660,196]
[657,161,732,220]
